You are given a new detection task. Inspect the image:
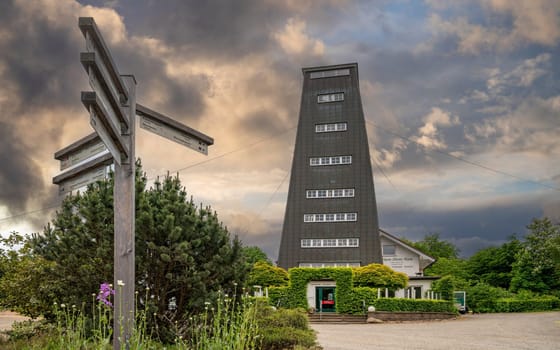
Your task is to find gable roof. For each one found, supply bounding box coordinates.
[379,229,436,270]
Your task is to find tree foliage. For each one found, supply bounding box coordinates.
[242,246,271,267]
[410,233,459,259]
[510,218,560,294]
[246,261,289,288]
[353,264,408,290]
[12,163,246,340]
[466,237,521,289]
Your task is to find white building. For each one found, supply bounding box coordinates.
[380,229,438,299]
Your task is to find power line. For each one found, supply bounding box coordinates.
[0,126,298,224]
[0,202,61,224]
[366,119,560,191]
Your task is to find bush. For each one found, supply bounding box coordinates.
[247,262,289,288]
[353,264,408,290]
[256,306,317,350]
[466,282,508,313]
[267,286,289,308]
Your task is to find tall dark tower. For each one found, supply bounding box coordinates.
[278,63,382,269]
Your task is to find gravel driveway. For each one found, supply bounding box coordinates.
[311,312,560,350]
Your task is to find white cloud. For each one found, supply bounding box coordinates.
[487,54,551,95]
[414,107,459,151]
[467,95,560,155]
[272,18,325,56]
[426,0,560,54]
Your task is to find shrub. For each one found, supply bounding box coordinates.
[247,262,289,288]
[353,264,408,290]
[466,282,508,313]
[267,286,289,308]
[256,306,317,350]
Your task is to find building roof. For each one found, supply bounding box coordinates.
[379,229,436,270]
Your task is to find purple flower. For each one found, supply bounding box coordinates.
[97,282,115,307]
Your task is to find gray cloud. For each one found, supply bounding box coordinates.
[0,123,45,214]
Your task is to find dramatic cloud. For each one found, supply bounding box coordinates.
[414,107,459,151]
[273,18,325,56]
[426,0,560,53]
[1,0,559,260]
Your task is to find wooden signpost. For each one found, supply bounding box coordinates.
[52,17,214,349]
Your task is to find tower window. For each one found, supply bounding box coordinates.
[303,213,358,222]
[310,68,350,79]
[315,122,347,133]
[309,155,352,166]
[301,238,360,248]
[306,188,355,199]
[317,93,344,103]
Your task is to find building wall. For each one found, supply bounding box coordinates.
[278,63,382,269]
[380,235,421,277]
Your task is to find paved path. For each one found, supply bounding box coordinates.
[311,312,560,350]
[0,311,31,331]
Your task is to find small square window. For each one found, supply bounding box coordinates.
[383,244,396,255]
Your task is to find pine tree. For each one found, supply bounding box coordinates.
[26,161,246,339]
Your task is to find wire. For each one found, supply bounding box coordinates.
[0,202,61,224]
[0,126,298,224]
[366,119,560,191]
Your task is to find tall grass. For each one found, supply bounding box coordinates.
[2,284,260,349]
[181,290,260,350]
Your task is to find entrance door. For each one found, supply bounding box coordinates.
[316,287,336,312]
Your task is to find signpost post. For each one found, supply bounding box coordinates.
[52,17,214,349]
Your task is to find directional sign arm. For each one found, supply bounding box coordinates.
[80,52,129,130]
[136,103,214,155]
[82,91,129,164]
[54,132,106,171]
[52,152,113,194]
[78,17,128,103]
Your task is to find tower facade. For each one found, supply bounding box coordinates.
[278,63,382,269]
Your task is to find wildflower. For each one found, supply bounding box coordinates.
[117,280,125,286]
[97,282,115,307]
[61,304,66,308]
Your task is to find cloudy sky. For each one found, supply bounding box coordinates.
[1,0,559,260]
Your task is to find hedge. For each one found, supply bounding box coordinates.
[268,286,289,308]
[344,287,378,315]
[477,297,560,313]
[284,268,354,313]
[373,298,456,313]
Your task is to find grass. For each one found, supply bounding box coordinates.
[0,283,319,349]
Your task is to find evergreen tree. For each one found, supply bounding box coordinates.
[27,162,246,340]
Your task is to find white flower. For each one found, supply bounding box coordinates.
[61,304,66,308]
[117,280,125,286]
